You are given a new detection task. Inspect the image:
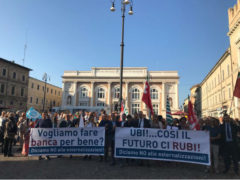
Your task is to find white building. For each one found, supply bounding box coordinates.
[61,67,179,117]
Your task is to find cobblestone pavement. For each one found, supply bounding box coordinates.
[0,145,239,179]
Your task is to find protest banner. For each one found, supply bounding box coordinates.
[114,128,210,165]
[29,127,105,156]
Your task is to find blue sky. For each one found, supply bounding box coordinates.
[0,0,236,107]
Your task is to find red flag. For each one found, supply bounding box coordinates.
[188,99,200,130]
[233,72,240,98]
[142,81,154,115]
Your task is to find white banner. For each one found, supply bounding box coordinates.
[29,127,105,156]
[114,128,210,165]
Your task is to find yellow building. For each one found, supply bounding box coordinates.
[200,0,240,118]
[27,77,62,112]
[201,49,234,117]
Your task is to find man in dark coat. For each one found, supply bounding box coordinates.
[3,113,17,157]
[99,113,113,162]
[35,112,53,160]
[137,111,151,128]
[220,114,240,175]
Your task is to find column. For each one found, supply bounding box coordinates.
[125,82,129,110]
[90,81,94,107]
[108,82,112,113]
[61,82,65,108]
[162,82,165,111]
[72,82,78,106]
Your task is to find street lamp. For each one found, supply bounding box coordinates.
[42,73,50,112]
[110,0,134,113]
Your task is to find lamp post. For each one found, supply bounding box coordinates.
[42,73,50,112]
[110,0,133,113]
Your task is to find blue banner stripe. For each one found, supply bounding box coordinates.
[29,146,104,155]
[116,148,209,164]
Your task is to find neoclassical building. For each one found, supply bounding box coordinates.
[61,67,179,117]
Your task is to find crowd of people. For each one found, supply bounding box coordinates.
[0,109,240,175]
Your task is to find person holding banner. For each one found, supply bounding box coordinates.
[83,113,97,160]
[35,112,53,160]
[99,113,113,162]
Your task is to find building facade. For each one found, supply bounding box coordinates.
[199,0,240,118]
[201,50,234,117]
[27,77,62,112]
[61,67,179,117]
[0,58,31,112]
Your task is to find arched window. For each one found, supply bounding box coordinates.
[150,88,158,100]
[132,88,140,100]
[114,87,120,99]
[80,87,88,98]
[97,88,105,99]
[67,95,72,105]
[169,97,173,107]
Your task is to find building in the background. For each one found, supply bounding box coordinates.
[201,50,233,118]
[183,98,189,113]
[61,67,179,117]
[27,77,62,112]
[184,1,240,119]
[0,58,31,112]
[190,84,201,118]
[228,1,240,118]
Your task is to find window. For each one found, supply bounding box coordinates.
[227,64,230,77]
[0,84,4,93]
[10,101,13,105]
[229,87,231,99]
[53,101,56,106]
[11,86,15,95]
[32,83,34,88]
[152,104,158,115]
[22,75,25,82]
[97,102,105,107]
[55,90,56,95]
[37,85,40,90]
[13,72,16,79]
[43,86,44,91]
[97,88,105,99]
[51,89,53,94]
[114,87,120,99]
[36,98,38,104]
[2,68,6,76]
[150,88,158,100]
[169,97,173,107]
[58,91,60,96]
[132,88,140,100]
[131,103,140,114]
[47,88,49,93]
[222,89,225,101]
[79,102,88,106]
[20,88,24,97]
[80,87,88,98]
[30,97,32,103]
[0,100,3,105]
[222,70,224,80]
[67,96,72,105]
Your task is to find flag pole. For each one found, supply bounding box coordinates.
[147,71,151,120]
